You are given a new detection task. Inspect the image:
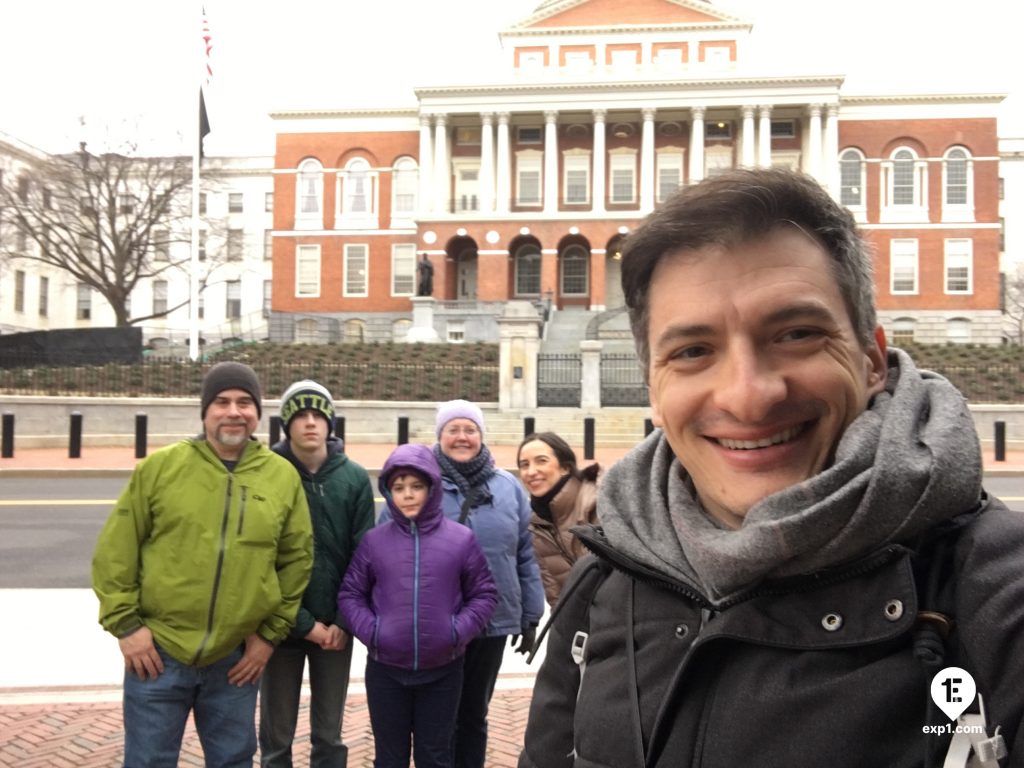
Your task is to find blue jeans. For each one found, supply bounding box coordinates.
[259,637,354,767]
[451,635,507,768]
[366,657,464,768]
[123,644,257,768]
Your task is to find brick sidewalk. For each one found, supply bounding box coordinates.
[0,688,532,767]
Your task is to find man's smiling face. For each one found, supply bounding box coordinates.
[646,227,887,529]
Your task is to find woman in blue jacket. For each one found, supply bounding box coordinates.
[339,443,497,768]
[431,400,545,768]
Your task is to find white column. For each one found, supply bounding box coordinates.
[640,107,656,212]
[689,106,705,183]
[806,104,823,181]
[434,114,449,213]
[480,112,495,213]
[741,105,756,168]
[758,105,773,168]
[418,114,434,213]
[496,113,511,214]
[544,110,559,214]
[824,104,840,196]
[592,109,606,214]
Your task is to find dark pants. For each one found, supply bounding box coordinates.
[259,637,353,767]
[365,657,464,768]
[451,636,507,768]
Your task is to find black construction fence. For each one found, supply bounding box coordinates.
[0,356,499,402]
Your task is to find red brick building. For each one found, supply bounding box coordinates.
[268,0,1004,345]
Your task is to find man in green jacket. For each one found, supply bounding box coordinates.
[92,361,313,768]
[259,379,375,768]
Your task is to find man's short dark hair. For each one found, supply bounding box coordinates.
[621,168,877,378]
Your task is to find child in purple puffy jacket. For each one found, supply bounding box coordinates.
[339,443,497,768]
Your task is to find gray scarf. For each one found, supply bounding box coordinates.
[600,349,983,606]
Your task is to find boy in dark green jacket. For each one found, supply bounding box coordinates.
[259,379,375,768]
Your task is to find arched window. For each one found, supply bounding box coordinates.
[892,149,916,205]
[295,318,319,343]
[338,158,378,227]
[392,318,412,342]
[882,147,927,223]
[296,159,323,227]
[839,149,865,208]
[343,319,365,343]
[942,147,974,222]
[947,317,971,344]
[514,244,542,296]
[890,317,915,346]
[392,157,418,218]
[560,245,589,296]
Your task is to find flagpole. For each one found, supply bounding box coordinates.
[189,5,209,362]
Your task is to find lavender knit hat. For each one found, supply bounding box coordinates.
[435,399,485,438]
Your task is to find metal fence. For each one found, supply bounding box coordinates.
[538,353,582,406]
[600,353,648,406]
[0,357,499,402]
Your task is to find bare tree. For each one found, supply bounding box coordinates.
[0,142,221,326]
[1003,267,1024,345]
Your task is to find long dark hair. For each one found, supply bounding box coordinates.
[517,432,579,478]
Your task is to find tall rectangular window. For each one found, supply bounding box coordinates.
[152,279,168,315]
[391,244,416,296]
[265,192,274,212]
[563,154,590,205]
[344,244,369,297]
[656,152,683,203]
[77,283,92,320]
[38,276,48,317]
[944,239,973,294]
[610,154,636,204]
[14,270,25,312]
[153,229,169,261]
[890,239,919,294]
[517,156,542,205]
[295,245,320,297]
[227,229,243,261]
[228,192,244,213]
[263,279,272,317]
[264,230,273,260]
[225,280,242,319]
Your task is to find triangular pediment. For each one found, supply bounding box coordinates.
[513,0,741,30]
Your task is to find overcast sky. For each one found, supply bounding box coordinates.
[3,0,1021,156]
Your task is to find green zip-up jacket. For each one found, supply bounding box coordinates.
[272,436,375,638]
[92,436,313,667]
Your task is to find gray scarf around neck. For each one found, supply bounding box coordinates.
[600,348,983,606]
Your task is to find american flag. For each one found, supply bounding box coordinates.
[199,6,212,158]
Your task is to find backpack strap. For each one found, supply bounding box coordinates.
[526,556,610,666]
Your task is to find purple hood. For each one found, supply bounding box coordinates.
[379,444,444,532]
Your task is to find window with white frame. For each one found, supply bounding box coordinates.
[296,318,318,343]
[344,244,369,297]
[770,120,795,138]
[447,320,466,343]
[516,153,542,206]
[340,158,377,221]
[705,145,733,177]
[295,245,320,297]
[343,319,365,343]
[944,238,973,294]
[296,159,323,224]
[226,229,243,261]
[38,276,48,317]
[561,246,589,296]
[153,229,169,261]
[891,317,915,346]
[514,244,542,296]
[392,157,418,218]
[839,149,865,209]
[890,239,919,295]
[228,192,243,213]
[263,279,272,318]
[609,152,637,204]
[882,148,928,222]
[942,147,974,222]
[14,270,25,312]
[705,121,732,139]
[455,165,480,212]
[563,153,590,205]
[76,283,92,320]
[517,126,542,144]
[152,280,168,315]
[392,244,417,296]
[656,150,684,203]
[264,230,272,260]
[265,192,273,212]
[225,280,242,319]
[947,318,971,344]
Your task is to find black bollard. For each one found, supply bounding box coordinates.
[335,416,346,450]
[644,418,654,437]
[524,417,535,437]
[584,417,595,461]
[134,413,148,459]
[398,416,409,445]
[69,411,83,459]
[995,420,1006,462]
[1,412,13,459]
[269,415,282,446]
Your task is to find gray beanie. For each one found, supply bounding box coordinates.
[201,362,262,418]
[280,379,335,435]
